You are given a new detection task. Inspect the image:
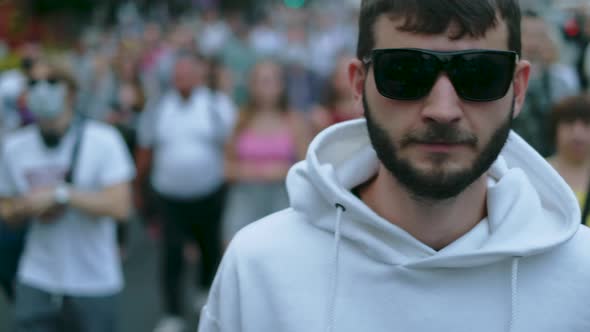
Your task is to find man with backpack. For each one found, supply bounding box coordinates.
[0,67,135,331]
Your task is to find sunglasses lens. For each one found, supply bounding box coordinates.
[373,50,439,100]
[449,53,515,101]
[371,49,516,102]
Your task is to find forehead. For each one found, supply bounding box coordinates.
[254,62,281,75]
[373,14,509,51]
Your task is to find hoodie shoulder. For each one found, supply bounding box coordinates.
[229,208,330,264]
[533,225,590,281]
[564,226,590,263]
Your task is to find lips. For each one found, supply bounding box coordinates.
[417,142,467,153]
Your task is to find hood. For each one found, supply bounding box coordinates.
[287,118,580,269]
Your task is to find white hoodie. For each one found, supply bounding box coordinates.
[200,119,590,332]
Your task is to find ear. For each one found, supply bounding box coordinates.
[512,59,531,119]
[348,58,366,106]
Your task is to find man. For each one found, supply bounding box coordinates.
[199,1,590,331]
[0,68,135,331]
[135,53,236,332]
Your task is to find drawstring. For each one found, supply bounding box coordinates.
[325,205,521,332]
[508,257,520,332]
[326,203,346,332]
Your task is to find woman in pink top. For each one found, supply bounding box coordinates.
[223,60,310,244]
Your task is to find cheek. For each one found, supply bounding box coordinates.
[463,98,512,139]
[268,81,283,97]
[556,125,571,145]
[366,91,420,141]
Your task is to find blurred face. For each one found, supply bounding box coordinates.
[349,15,530,200]
[250,62,284,108]
[522,17,557,67]
[119,84,138,109]
[556,119,590,163]
[173,58,202,96]
[170,26,195,50]
[36,96,74,149]
[144,23,162,45]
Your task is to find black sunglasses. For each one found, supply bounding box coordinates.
[363,48,519,102]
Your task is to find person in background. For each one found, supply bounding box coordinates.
[138,22,167,99]
[207,56,234,97]
[199,1,590,331]
[282,25,322,113]
[222,60,310,244]
[0,51,45,305]
[310,53,363,135]
[513,10,581,157]
[79,50,118,121]
[248,12,285,58]
[0,209,26,303]
[547,94,590,226]
[134,52,236,332]
[583,10,590,92]
[219,12,258,106]
[0,67,135,332]
[197,7,231,58]
[107,46,144,161]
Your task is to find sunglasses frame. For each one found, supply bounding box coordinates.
[363,48,519,102]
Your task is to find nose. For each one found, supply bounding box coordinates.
[420,74,463,124]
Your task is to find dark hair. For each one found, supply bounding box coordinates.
[356,0,522,62]
[175,50,206,65]
[550,94,590,141]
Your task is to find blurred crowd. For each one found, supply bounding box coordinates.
[0,0,590,331]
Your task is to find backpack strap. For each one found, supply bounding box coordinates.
[64,117,86,184]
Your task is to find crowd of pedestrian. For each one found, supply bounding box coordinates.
[0,0,589,331]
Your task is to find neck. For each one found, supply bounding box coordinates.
[178,89,193,100]
[359,164,488,250]
[256,104,281,115]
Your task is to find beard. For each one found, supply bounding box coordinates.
[363,95,513,202]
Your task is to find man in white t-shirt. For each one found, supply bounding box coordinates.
[135,53,236,332]
[0,69,135,331]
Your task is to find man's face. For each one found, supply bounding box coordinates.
[350,15,530,201]
[522,17,557,71]
[173,58,202,95]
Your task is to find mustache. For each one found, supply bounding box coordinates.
[400,123,478,148]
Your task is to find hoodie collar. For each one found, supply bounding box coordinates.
[287,119,580,268]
